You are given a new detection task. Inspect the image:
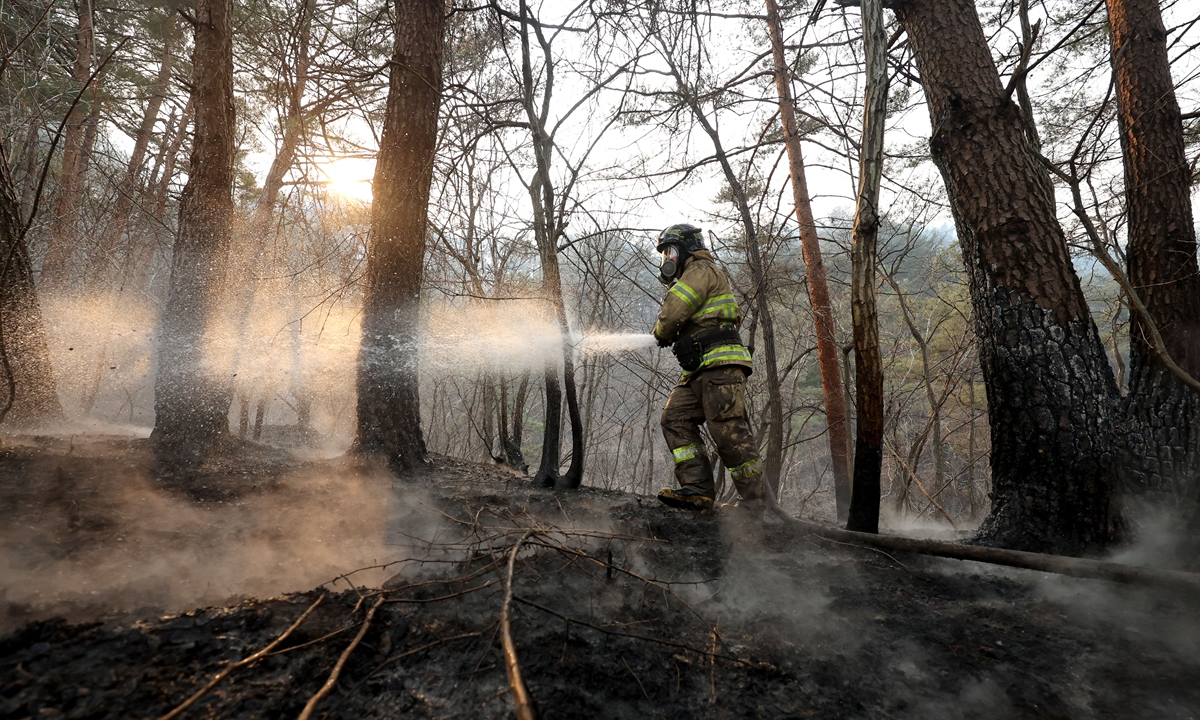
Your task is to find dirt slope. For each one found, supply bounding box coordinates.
[1,437,1198,719]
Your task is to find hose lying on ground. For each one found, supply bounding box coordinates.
[761,486,1200,594]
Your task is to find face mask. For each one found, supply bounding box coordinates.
[659,246,681,285]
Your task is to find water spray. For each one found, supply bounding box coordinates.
[573,332,658,355]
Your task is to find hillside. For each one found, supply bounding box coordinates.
[1,436,1197,719]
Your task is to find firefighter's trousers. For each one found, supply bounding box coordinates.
[660,365,764,500]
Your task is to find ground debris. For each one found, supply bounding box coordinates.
[2,437,1199,718]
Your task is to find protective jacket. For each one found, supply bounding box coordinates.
[652,249,753,384]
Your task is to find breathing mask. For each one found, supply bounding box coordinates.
[658,243,683,285]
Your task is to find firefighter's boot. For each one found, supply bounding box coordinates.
[657,486,714,512]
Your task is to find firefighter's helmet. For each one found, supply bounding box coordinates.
[655,223,705,254]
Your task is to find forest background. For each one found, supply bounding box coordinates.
[1,0,1198,533]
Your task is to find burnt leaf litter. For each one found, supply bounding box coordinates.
[2,437,1199,719]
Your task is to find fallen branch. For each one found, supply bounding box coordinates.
[501,530,536,720]
[158,594,324,720]
[297,595,385,720]
[764,488,1200,593]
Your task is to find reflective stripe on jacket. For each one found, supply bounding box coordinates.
[651,249,753,384]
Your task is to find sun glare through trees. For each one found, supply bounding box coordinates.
[317,156,374,203]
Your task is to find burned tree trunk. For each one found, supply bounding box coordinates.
[152,0,236,456]
[0,138,65,426]
[1106,0,1200,523]
[896,0,1120,554]
[42,0,94,291]
[765,0,851,517]
[845,0,888,534]
[353,0,446,471]
[481,374,497,459]
[238,396,250,438]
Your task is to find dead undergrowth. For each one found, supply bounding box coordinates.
[2,436,1199,719]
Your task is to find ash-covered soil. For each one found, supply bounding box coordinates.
[2,435,1198,719]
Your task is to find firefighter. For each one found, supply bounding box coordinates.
[652,223,765,514]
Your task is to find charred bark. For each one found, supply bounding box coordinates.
[765,0,851,515]
[238,395,249,438]
[845,0,888,534]
[1106,0,1200,524]
[151,0,236,457]
[896,0,1121,554]
[353,0,446,472]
